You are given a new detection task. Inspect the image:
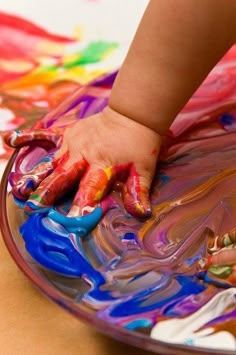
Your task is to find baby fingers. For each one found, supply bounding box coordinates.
[11,155,57,200]
[68,165,117,217]
[122,165,152,218]
[24,157,88,214]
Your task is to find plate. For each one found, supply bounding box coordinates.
[1,71,236,355]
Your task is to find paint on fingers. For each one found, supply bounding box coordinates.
[68,166,117,217]
[122,165,152,219]
[25,157,87,213]
[11,155,58,200]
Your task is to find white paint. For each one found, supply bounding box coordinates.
[0,108,15,131]
[151,288,236,350]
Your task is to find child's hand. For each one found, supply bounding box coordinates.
[5,107,161,218]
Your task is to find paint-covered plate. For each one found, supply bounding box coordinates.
[0,151,233,355]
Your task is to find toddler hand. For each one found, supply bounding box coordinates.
[5,107,161,218]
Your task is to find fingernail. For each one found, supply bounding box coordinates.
[135,203,152,218]
[126,199,152,219]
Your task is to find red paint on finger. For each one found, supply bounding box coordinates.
[68,163,131,217]
[69,166,116,216]
[123,165,151,219]
[25,157,88,213]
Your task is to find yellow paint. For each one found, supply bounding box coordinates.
[37,40,69,56]
[104,167,113,180]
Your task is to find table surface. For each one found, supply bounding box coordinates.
[0,235,155,355]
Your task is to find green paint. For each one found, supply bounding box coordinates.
[30,194,44,203]
[223,234,232,247]
[64,41,118,68]
[39,41,118,72]
[209,265,232,279]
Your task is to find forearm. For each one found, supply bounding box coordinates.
[109,0,236,135]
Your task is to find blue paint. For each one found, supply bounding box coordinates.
[48,206,103,235]
[125,319,152,330]
[129,271,149,283]
[157,173,171,188]
[123,233,137,241]
[198,271,230,288]
[122,232,140,248]
[37,155,54,163]
[220,113,235,126]
[25,200,50,214]
[109,276,206,317]
[13,196,26,208]
[185,338,194,346]
[159,174,170,184]
[107,257,121,269]
[20,213,114,301]
[18,205,209,319]
[24,179,35,190]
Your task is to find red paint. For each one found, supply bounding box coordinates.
[122,165,151,218]
[0,12,74,43]
[25,157,88,212]
[0,11,75,83]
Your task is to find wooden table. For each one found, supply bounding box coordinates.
[0,235,154,355]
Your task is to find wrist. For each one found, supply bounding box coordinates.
[108,65,175,136]
[103,106,162,141]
